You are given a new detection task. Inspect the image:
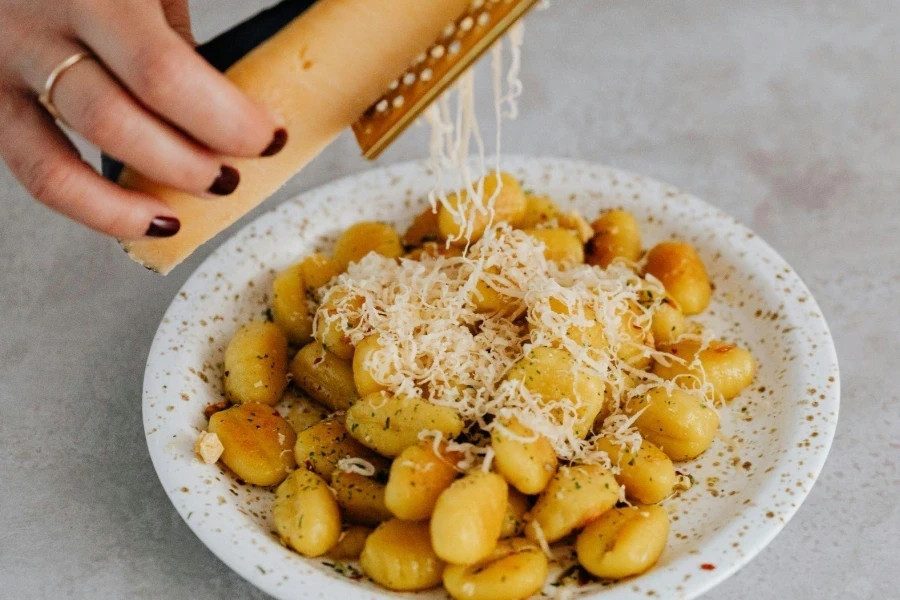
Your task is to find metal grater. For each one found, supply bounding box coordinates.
[352,0,540,160]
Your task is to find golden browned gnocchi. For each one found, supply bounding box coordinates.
[289,341,358,411]
[443,538,549,600]
[333,221,404,271]
[525,227,585,265]
[593,435,676,504]
[576,505,670,579]
[654,339,757,401]
[384,441,461,521]
[360,519,445,591]
[438,172,527,244]
[346,392,464,457]
[628,386,720,461]
[525,464,620,543]
[518,194,560,229]
[507,347,606,438]
[206,175,762,595]
[271,263,314,345]
[313,288,363,360]
[403,207,441,247]
[293,418,388,481]
[273,468,341,557]
[207,403,296,486]
[431,471,509,565]
[649,295,686,344]
[644,241,711,315]
[223,321,288,406]
[491,418,558,495]
[330,470,393,526]
[297,253,342,291]
[326,526,372,560]
[586,209,642,268]
[352,334,391,396]
[500,488,530,539]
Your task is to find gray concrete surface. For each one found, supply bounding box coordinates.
[1,1,898,598]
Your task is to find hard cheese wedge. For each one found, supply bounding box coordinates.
[120,0,471,274]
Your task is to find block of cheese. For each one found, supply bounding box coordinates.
[120,0,472,274]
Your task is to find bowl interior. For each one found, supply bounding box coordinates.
[143,157,839,600]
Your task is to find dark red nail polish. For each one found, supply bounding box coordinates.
[209,165,240,195]
[146,216,180,238]
[260,128,288,157]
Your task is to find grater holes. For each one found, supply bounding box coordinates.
[392,96,405,109]
[376,99,389,113]
[403,72,417,85]
[460,16,475,32]
[448,40,462,54]
[431,45,446,59]
[421,68,434,82]
[477,12,491,26]
[443,23,456,38]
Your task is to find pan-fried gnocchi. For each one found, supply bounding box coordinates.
[198,171,758,594]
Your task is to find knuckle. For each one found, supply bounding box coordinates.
[25,157,77,206]
[132,44,184,104]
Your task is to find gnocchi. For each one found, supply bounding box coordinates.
[593,435,676,504]
[654,339,757,401]
[443,539,549,600]
[273,468,341,557]
[627,386,720,461]
[586,209,642,268]
[384,441,461,521]
[330,470,393,526]
[333,221,404,271]
[576,505,670,579]
[223,321,288,406]
[491,418,558,495]
[438,171,527,244]
[431,471,509,565]
[360,519,445,591]
[346,392,464,458]
[644,241,711,315]
[525,464,620,543]
[202,178,761,596]
[207,404,295,486]
[271,263,314,345]
[293,418,387,481]
[289,341,358,411]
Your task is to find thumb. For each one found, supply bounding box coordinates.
[161,0,195,45]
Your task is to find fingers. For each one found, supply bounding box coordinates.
[161,0,195,44]
[42,45,237,197]
[0,90,180,240]
[73,1,283,158]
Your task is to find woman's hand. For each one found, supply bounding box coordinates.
[0,0,287,239]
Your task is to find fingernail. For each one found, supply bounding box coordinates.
[146,216,180,238]
[209,165,240,195]
[260,128,288,157]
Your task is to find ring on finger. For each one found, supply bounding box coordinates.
[37,51,95,126]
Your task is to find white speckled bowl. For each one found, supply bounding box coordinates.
[143,156,839,600]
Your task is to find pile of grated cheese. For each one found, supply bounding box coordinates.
[317,223,716,472]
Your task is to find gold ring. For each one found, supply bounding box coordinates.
[37,51,93,124]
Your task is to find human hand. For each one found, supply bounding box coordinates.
[0,0,288,239]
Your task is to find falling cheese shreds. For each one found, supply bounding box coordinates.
[195,431,224,465]
[315,223,715,471]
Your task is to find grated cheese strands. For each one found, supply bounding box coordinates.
[317,223,715,471]
[336,457,377,477]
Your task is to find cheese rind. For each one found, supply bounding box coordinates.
[120,0,472,274]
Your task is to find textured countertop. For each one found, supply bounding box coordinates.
[1,1,897,598]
